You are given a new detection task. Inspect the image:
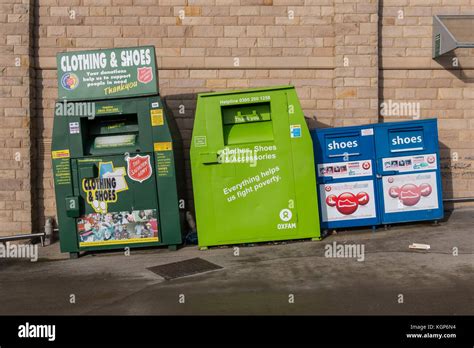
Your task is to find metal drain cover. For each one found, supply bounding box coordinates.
[148,257,223,280]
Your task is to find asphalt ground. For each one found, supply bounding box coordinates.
[0,209,472,315]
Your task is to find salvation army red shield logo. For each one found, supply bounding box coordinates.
[126,155,152,183]
[137,67,153,84]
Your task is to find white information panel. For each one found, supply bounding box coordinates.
[382,171,439,213]
[382,153,437,173]
[317,160,373,179]
[319,180,376,222]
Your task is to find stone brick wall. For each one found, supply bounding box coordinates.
[0,0,34,235]
[334,0,379,125]
[0,0,472,235]
[379,0,474,208]
[34,0,338,224]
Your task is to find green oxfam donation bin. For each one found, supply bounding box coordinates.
[190,86,321,248]
[51,46,184,258]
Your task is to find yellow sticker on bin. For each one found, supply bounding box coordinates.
[52,149,70,159]
[154,142,172,151]
[151,109,164,126]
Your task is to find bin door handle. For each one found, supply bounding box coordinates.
[383,170,399,176]
[200,152,220,164]
[328,152,360,158]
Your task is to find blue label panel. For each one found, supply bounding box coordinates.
[389,128,424,153]
[324,134,361,158]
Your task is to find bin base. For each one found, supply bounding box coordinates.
[69,252,79,259]
[168,245,178,251]
[199,246,208,251]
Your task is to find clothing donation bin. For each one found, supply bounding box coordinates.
[311,125,379,231]
[190,86,321,248]
[374,119,443,224]
[52,46,184,258]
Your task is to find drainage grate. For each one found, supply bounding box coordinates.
[147,257,223,280]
